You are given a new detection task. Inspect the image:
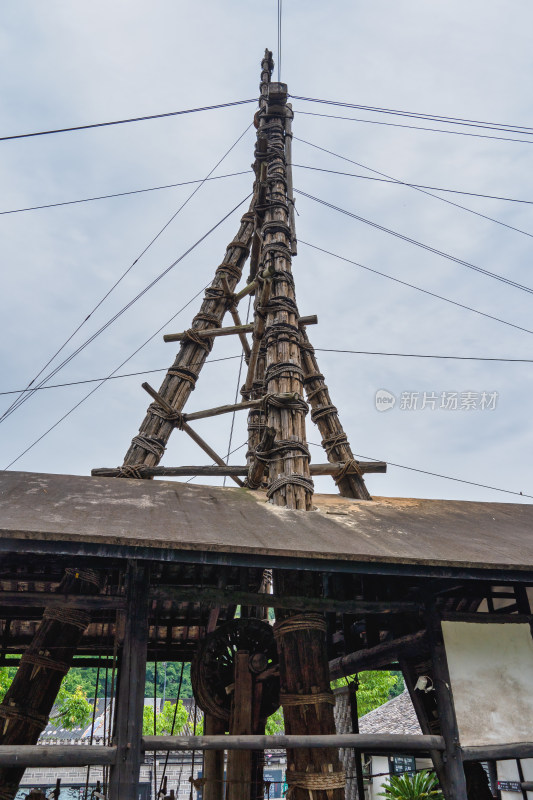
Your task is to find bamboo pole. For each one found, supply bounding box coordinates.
[0,569,102,800]
[299,328,371,500]
[92,460,386,478]
[163,315,317,343]
[259,78,312,510]
[141,733,445,753]
[119,195,258,475]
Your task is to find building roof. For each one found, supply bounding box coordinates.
[1,470,533,576]
[358,691,422,736]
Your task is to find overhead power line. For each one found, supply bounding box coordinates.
[0,355,243,396]
[299,241,533,338]
[4,276,215,470]
[296,189,533,296]
[308,442,532,500]
[290,95,533,136]
[0,99,257,142]
[2,349,530,398]
[0,189,252,427]
[295,109,533,146]
[0,170,251,216]
[314,348,533,363]
[292,162,533,206]
[1,125,252,425]
[292,142,533,240]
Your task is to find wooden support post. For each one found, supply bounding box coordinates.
[0,568,102,800]
[164,316,316,343]
[427,608,467,800]
[92,460,386,479]
[347,681,366,800]
[247,426,276,489]
[180,422,244,487]
[108,561,150,800]
[203,715,225,800]
[226,652,253,800]
[273,605,346,800]
[119,178,258,476]
[299,328,371,500]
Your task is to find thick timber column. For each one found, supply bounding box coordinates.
[0,568,102,800]
[203,714,225,800]
[427,607,467,800]
[248,51,345,800]
[274,610,345,800]
[260,60,312,510]
[119,201,258,475]
[108,561,150,800]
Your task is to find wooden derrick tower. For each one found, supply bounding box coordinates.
[106,48,381,800]
[0,49,387,799]
[2,48,533,800]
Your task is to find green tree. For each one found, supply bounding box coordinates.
[332,671,402,717]
[142,699,189,735]
[51,683,92,731]
[378,770,443,800]
[265,707,284,735]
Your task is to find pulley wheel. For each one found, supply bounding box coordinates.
[192,618,280,722]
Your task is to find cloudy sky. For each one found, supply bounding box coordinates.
[1,1,533,504]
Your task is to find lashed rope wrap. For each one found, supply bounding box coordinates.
[0,702,48,731]
[20,652,70,675]
[131,434,166,457]
[280,692,335,708]
[334,459,363,485]
[43,607,90,630]
[273,614,327,639]
[286,770,346,798]
[266,474,314,500]
[168,366,198,388]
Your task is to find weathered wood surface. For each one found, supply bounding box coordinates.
[203,715,225,800]
[0,746,116,767]
[2,472,533,573]
[329,630,428,680]
[163,315,317,343]
[0,592,124,610]
[461,743,533,762]
[226,652,253,800]
[91,460,387,478]
[0,568,101,800]
[120,189,257,472]
[108,562,150,799]
[153,586,420,615]
[428,611,467,800]
[141,733,445,752]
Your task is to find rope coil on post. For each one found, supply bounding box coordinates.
[216,262,242,281]
[0,703,48,731]
[266,474,314,499]
[20,653,70,675]
[280,692,335,707]
[334,459,363,485]
[311,404,338,423]
[264,361,304,383]
[286,770,347,798]
[181,328,213,353]
[43,607,91,630]
[115,464,148,479]
[273,614,327,638]
[131,434,166,458]
[148,403,184,429]
[321,432,349,457]
[168,366,199,388]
